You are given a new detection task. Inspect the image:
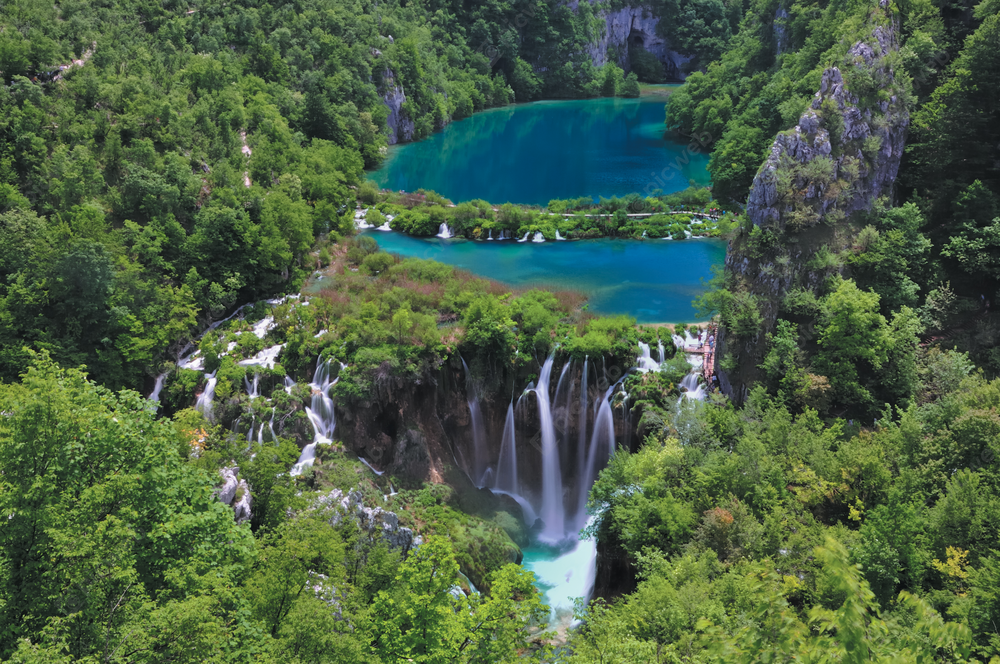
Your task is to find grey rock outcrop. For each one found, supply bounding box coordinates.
[215,466,252,524]
[318,488,420,552]
[580,3,690,79]
[715,0,909,402]
[381,68,415,145]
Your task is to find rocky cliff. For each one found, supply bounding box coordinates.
[578,2,691,79]
[714,0,909,401]
[381,68,415,145]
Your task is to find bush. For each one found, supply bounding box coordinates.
[361,252,395,275]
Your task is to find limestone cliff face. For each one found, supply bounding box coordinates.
[715,0,909,401]
[380,68,415,145]
[578,2,691,79]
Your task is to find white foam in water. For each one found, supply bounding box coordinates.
[532,231,545,243]
[240,344,284,370]
[436,222,453,239]
[250,316,275,339]
[521,519,598,623]
[376,222,392,231]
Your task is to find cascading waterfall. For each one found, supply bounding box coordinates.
[636,341,660,373]
[658,339,666,363]
[195,373,217,420]
[555,230,565,240]
[518,232,531,242]
[534,354,564,543]
[436,222,453,239]
[679,371,706,401]
[532,231,546,243]
[244,372,260,399]
[461,357,490,487]
[291,357,339,476]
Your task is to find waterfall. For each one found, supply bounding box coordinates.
[376,221,392,231]
[517,232,531,242]
[636,341,660,373]
[532,231,545,243]
[679,372,707,401]
[195,373,217,420]
[292,357,338,476]
[658,339,666,363]
[461,357,490,487]
[244,372,260,399]
[555,230,566,240]
[283,376,295,394]
[495,401,518,494]
[486,229,493,240]
[436,222,453,238]
[534,354,564,543]
[577,386,616,525]
[148,372,167,403]
[576,358,590,517]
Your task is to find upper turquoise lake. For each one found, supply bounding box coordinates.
[368,94,711,205]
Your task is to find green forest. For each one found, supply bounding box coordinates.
[2,0,1000,661]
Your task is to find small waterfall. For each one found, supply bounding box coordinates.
[486,229,493,240]
[532,231,545,243]
[240,344,284,370]
[518,232,531,242]
[461,358,489,487]
[534,354,564,543]
[436,222,453,239]
[148,372,167,402]
[244,372,260,399]
[658,339,666,363]
[376,221,392,231]
[555,230,566,240]
[636,341,660,373]
[679,372,706,401]
[283,376,295,394]
[195,373,217,420]
[292,357,338,476]
[268,408,277,441]
[495,401,518,494]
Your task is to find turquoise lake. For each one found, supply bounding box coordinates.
[364,231,725,323]
[368,95,711,205]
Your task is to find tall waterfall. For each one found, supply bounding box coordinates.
[495,402,518,494]
[577,386,616,525]
[462,357,490,487]
[534,354,564,543]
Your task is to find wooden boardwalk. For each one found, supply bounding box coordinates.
[676,324,718,385]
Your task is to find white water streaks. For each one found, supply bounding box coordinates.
[436,222,454,239]
[376,221,392,231]
[195,373,218,421]
[679,371,706,401]
[292,357,340,476]
[555,230,566,240]
[534,354,565,543]
[239,344,284,370]
[244,373,260,399]
[532,231,546,243]
[636,341,661,373]
[461,357,490,486]
[494,401,518,495]
[148,372,167,403]
[517,232,531,242]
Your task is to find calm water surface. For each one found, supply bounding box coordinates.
[368,95,710,205]
[365,231,725,323]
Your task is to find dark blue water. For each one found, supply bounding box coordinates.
[365,231,725,323]
[368,95,711,206]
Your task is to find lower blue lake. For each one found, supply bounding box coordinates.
[368,94,710,206]
[364,231,725,323]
